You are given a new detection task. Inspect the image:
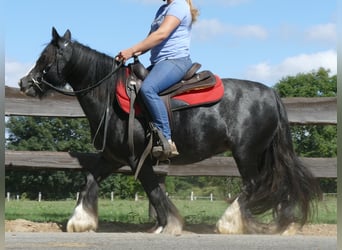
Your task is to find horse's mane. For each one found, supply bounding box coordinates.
[64,40,128,105]
[68,41,115,83]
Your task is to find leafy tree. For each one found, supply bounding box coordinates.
[6,117,94,200]
[7,117,94,152]
[274,68,337,193]
[275,68,336,98]
[5,117,143,200]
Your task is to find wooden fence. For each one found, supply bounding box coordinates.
[5,86,337,178]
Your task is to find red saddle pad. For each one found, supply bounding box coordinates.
[116,74,224,115]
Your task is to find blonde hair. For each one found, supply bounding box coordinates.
[186,0,199,23]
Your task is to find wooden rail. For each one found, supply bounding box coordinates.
[5,87,337,124]
[5,87,337,178]
[4,151,337,178]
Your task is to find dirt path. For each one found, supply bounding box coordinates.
[5,219,337,236]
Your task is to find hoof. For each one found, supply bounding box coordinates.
[66,202,98,232]
[148,215,183,235]
[216,198,244,234]
[281,223,300,236]
[153,226,164,234]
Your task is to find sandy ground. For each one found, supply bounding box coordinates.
[5,219,337,236]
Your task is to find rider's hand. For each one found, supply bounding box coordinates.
[115,48,135,62]
[115,48,143,62]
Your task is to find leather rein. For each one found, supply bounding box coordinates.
[35,60,124,152]
[36,60,123,97]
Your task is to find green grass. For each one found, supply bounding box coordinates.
[5,197,336,225]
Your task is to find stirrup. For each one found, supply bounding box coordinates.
[152,140,179,159]
[150,124,178,160]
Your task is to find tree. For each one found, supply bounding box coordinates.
[274,68,337,193]
[5,117,144,200]
[275,68,336,98]
[6,117,94,200]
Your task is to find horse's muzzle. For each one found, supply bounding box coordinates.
[19,77,38,97]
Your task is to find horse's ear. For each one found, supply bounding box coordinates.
[52,27,60,41]
[63,30,71,41]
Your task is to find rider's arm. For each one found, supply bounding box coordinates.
[117,15,180,61]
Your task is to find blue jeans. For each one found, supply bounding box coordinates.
[140,57,192,140]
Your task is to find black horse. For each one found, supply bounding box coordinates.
[19,28,321,234]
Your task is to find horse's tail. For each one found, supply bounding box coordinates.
[242,91,322,233]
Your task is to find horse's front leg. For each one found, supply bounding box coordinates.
[66,157,114,232]
[137,161,183,235]
[66,173,99,232]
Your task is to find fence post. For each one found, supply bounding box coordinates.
[38,192,42,202]
[7,192,10,202]
[210,193,213,202]
[111,192,114,202]
[191,191,194,201]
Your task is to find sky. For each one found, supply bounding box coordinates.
[4,0,337,87]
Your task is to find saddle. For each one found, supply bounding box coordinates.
[116,57,224,179]
[117,57,224,115]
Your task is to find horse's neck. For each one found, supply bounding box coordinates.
[66,43,113,87]
[61,43,130,146]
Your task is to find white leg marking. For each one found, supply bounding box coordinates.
[153,226,164,234]
[66,201,98,232]
[216,198,245,234]
[162,214,183,235]
[281,223,300,235]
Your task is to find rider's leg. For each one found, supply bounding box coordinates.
[140,57,192,155]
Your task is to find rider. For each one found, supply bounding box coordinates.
[116,0,199,157]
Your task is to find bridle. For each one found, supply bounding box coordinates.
[32,59,124,97]
[29,43,124,152]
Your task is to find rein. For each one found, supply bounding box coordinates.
[38,60,123,97]
[38,60,124,152]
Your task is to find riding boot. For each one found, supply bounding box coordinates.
[168,139,179,157]
[152,139,179,159]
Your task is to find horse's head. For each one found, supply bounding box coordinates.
[19,27,73,97]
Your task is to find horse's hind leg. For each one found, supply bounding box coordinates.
[216,148,270,234]
[137,161,183,235]
[67,157,114,232]
[216,197,245,234]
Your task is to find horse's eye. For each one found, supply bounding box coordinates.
[43,65,51,74]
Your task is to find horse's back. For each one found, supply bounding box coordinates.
[170,77,279,164]
[222,78,275,100]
